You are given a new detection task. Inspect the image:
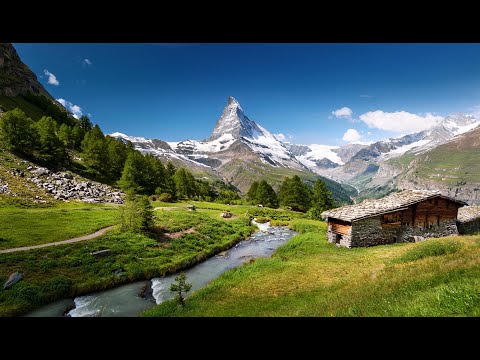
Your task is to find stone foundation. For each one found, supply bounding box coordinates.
[457,219,480,235]
[344,217,459,248]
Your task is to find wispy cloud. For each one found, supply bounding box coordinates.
[332,107,353,119]
[342,128,361,143]
[83,58,92,66]
[359,110,443,133]
[43,69,59,86]
[57,98,83,119]
[360,94,373,98]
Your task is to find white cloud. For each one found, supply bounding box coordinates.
[360,94,373,98]
[83,58,92,66]
[342,128,361,143]
[43,69,59,86]
[359,110,443,133]
[274,133,286,141]
[332,107,353,119]
[56,98,83,119]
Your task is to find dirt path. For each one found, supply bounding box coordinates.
[153,207,179,211]
[0,226,116,254]
[165,227,196,239]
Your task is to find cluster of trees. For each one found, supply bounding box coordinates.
[245,175,335,219]
[0,103,241,203]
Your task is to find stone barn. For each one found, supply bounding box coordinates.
[321,190,467,248]
[457,205,480,235]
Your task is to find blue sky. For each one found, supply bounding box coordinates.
[13,43,480,145]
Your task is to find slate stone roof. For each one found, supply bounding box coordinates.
[322,190,467,222]
[457,205,480,223]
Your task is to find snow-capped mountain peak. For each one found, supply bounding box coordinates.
[209,96,266,141]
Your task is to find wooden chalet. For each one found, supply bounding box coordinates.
[321,190,467,248]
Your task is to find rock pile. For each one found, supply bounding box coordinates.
[26,166,124,204]
[0,183,11,194]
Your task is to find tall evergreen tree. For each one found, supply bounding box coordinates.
[246,181,259,203]
[278,175,312,212]
[106,136,129,182]
[118,151,145,193]
[308,179,335,220]
[173,168,190,199]
[79,115,93,132]
[81,125,108,179]
[58,123,73,148]
[0,108,37,156]
[256,180,278,208]
[70,124,84,150]
[35,116,68,166]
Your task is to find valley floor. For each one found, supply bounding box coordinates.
[0,201,296,316]
[144,221,480,317]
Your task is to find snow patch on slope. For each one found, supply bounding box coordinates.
[295,144,344,170]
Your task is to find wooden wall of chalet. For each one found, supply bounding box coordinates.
[328,218,352,235]
[400,197,461,228]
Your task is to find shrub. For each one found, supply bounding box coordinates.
[158,193,174,203]
[254,217,270,224]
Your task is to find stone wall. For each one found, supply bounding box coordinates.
[348,217,458,248]
[457,219,480,235]
[326,229,352,247]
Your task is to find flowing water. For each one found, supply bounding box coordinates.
[25,221,295,317]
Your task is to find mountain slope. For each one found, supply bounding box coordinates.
[111,97,354,205]
[394,125,480,203]
[0,43,53,99]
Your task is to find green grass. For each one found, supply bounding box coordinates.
[143,221,480,317]
[0,207,257,316]
[391,239,462,264]
[0,203,119,249]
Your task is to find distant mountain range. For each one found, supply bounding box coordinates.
[111,97,480,204]
[110,97,356,205]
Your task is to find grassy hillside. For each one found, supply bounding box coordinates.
[144,220,480,317]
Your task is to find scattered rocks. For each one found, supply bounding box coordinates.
[25,166,124,204]
[3,272,23,290]
[0,183,11,194]
[90,249,111,258]
[220,211,232,218]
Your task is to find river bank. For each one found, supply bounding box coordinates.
[0,209,257,316]
[25,221,296,317]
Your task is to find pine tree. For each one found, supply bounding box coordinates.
[35,116,68,166]
[278,175,312,212]
[170,272,192,306]
[164,161,177,198]
[246,181,259,203]
[106,136,129,182]
[118,151,145,193]
[174,168,190,199]
[0,108,37,155]
[256,180,278,208]
[58,123,73,148]
[308,179,335,220]
[81,125,108,179]
[71,124,85,150]
[118,193,154,232]
[79,115,93,132]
